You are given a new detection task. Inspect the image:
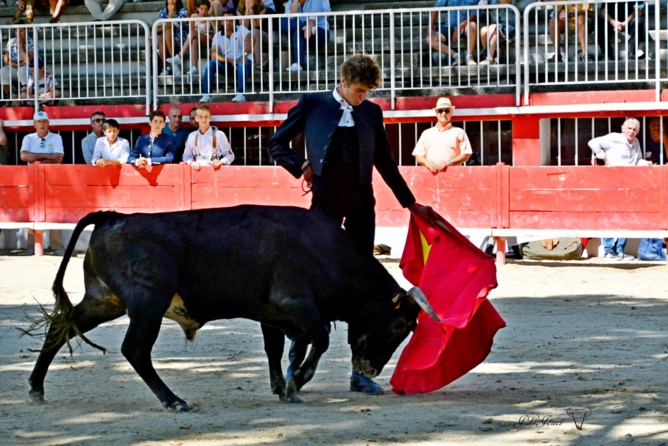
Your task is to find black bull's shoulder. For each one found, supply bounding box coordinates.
[28,205,424,410]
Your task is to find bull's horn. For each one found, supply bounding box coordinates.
[407,287,441,323]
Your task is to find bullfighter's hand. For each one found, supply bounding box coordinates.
[408,202,444,229]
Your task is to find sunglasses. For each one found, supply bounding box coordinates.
[436,109,453,115]
[40,138,45,148]
[92,118,105,123]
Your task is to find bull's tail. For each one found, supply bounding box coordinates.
[21,212,121,354]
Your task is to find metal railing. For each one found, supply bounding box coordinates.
[0,21,150,109]
[151,5,522,109]
[523,0,664,103]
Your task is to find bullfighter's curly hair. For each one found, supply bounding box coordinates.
[340,54,381,90]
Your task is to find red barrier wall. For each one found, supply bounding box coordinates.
[2,164,667,231]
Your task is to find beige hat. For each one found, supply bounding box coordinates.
[434,97,455,110]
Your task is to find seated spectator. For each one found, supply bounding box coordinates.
[645,117,667,164]
[20,111,63,164]
[238,0,269,69]
[81,111,106,165]
[183,105,234,170]
[412,97,472,173]
[22,56,60,106]
[281,0,331,72]
[85,0,123,21]
[547,3,594,62]
[426,0,479,66]
[0,119,7,165]
[1,21,33,104]
[7,0,34,24]
[129,110,176,167]
[588,118,651,261]
[479,0,515,66]
[163,105,191,161]
[92,119,130,167]
[199,9,252,103]
[167,0,213,76]
[157,0,189,77]
[596,1,645,60]
[210,0,234,16]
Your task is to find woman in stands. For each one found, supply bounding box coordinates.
[0,20,33,106]
[168,0,214,76]
[157,0,189,76]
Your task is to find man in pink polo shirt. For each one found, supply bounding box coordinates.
[412,97,472,173]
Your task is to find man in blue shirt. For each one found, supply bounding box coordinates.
[427,0,479,66]
[163,105,190,162]
[128,110,176,167]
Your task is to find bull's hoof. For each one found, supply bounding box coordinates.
[286,393,303,404]
[284,380,303,404]
[29,389,45,403]
[163,400,190,412]
[350,370,384,395]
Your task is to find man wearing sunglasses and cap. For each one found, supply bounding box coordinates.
[20,111,63,164]
[412,97,472,173]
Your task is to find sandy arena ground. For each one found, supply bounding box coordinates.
[0,252,667,446]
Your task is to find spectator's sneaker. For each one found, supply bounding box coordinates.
[199,94,212,103]
[579,50,594,61]
[232,93,246,102]
[53,248,66,256]
[287,63,303,72]
[188,66,199,76]
[172,64,182,76]
[450,54,461,66]
[166,55,181,66]
[546,53,564,63]
[618,252,635,261]
[604,253,621,261]
[466,55,477,66]
[159,69,170,76]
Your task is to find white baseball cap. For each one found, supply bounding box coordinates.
[33,111,49,121]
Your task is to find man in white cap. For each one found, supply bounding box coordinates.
[20,111,64,164]
[20,111,65,255]
[412,97,472,173]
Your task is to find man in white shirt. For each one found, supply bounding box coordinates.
[588,118,651,261]
[20,111,64,164]
[199,9,253,103]
[183,105,235,170]
[20,111,65,254]
[588,118,652,166]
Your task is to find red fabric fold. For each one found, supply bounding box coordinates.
[390,214,506,394]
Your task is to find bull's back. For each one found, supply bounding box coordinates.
[85,206,387,324]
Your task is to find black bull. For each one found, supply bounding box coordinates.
[27,205,438,411]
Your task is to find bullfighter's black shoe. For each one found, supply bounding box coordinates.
[350,370,384,395]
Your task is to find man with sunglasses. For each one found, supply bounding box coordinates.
[412,97,472,173]
[81,111,106,164]
[20,111,63,164]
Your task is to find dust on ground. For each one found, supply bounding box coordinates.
[1,252,667,445]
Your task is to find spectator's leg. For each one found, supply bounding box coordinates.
[291,29,304,65]
[210,0,223,17]
[616,238,628,256]
[99,0,124,21]
[466,21,477,58]
[18,66,31,88]
[252,29,268,67]
[84,0,105,20]
[0,67,12,100]
[596,18,614,59]
[576,15,587,56]
[202,59,223,94]
[303,28,329,67]
[236,58,252,93]
[602,238,614,255]
[628,16,646,57]
[49,0,65,22]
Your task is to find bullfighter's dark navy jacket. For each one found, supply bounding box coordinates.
[267,90,416,209]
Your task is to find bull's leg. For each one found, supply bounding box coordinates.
[29,295,126,403]
[260,324,287,401]
[121,315,189,411]
[287,325,329,402]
